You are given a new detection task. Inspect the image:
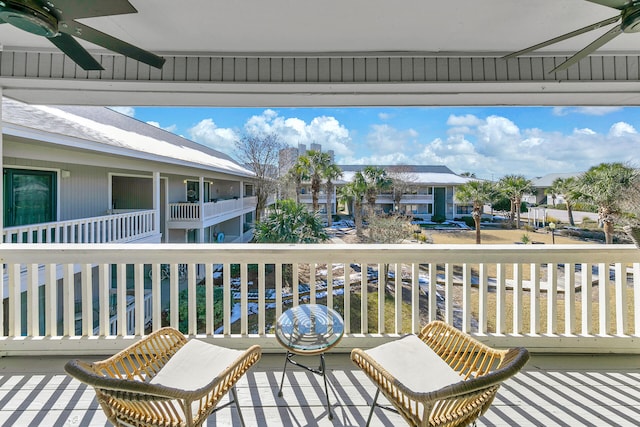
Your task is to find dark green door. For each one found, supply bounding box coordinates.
[434,187,446,219]
[4,169,57,227]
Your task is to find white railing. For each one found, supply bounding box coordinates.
[169,199,243,222]
[0,243,638,356]
[243,196,258,210]
[203,198,242,218]
[299,194,331,204]
[168,202,200,221]
[94,290,153,336]
[3,210,156,244]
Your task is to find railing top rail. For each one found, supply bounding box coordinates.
[0,243,637,264]
[3,209,155,232]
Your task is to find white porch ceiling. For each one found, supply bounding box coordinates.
[1,0,640,106]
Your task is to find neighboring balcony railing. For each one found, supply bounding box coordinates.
[168,198,246,223]
[2,210,157,244]
[397,194,434,203]
[1,243,638,356]
[299,194,331,204]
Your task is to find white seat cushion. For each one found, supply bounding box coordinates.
[364,334,463,393]
[150,339,244,391]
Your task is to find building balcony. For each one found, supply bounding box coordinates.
[2,209,159,244]
[0,243,638,425]
[299,194,331,205]
[399,193,434,204]
[167,196,257,229]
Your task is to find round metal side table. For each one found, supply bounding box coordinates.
[275,303,344,420]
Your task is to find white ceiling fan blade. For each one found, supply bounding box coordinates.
[550,23,623,73]
[503,15,620,59]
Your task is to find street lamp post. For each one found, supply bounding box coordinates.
[549,222,556,244]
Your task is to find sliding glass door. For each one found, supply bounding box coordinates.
[4,169,57,227]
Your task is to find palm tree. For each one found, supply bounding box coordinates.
[544,186,557,207]
[339,172,367,236]
[362,166,392,215]
[323,163,343,226]
[498,174,533,229]
[454,180,496,244]
[304,150,332,212]
[286,156,310,203]
[253,199,328,243]
[576,163,638,244]
[550,176,578,226]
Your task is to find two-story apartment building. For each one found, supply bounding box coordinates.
[2,97,259,245]
[2,97,263,335]
[296,163,474,220]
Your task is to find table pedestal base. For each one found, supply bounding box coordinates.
[277,351,333,420]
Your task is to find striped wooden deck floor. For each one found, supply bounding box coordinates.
[1,352,639,426]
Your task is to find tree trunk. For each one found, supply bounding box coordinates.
[326,183,333,227]
[473,208,481,244]
[515,197,521,229]
[255,190,267,224]
[510,199,516,228]
[311,180,320,212]
[567,203,575,226]
[354,200,363,236]
[604,220,614,244]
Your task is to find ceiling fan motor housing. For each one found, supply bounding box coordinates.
[622,4,640,33]
[0,0,59,37]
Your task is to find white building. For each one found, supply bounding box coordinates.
[297,164,474,220]
[2,97,261,245]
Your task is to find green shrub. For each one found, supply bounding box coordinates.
[177,286,226,334]
[461,216,476,228]
[431,214,446,223]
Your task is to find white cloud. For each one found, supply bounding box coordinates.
[187,119,239,152]
[609,121,637,137]
[243,110,354,157]
[343,152,413,165]
[446,114,483,127]
[574,128,596,135]
[109,106,135,117]
[366,124,417,154]
[370,112,640,180]
[378,112,392,120]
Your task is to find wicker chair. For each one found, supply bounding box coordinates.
[351,321,529,427]
[64,327,261,427]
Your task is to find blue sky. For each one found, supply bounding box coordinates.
[110,105,639,180]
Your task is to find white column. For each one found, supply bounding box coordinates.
[153,171,160,236]
[198,176,205,242]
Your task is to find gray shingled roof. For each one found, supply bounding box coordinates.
[532,172,581,188]
[338,165,472,185]
[2,97,254,178]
